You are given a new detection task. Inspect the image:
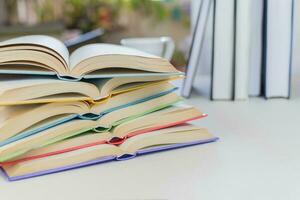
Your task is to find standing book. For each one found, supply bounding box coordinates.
[182,0,212,97]
[211,0,235,100]
[234,0,252,100]
[248,0,264,96]
[264,0,294,98]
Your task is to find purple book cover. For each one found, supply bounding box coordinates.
[2,137,219,181]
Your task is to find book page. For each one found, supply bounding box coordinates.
[0,76,63,95]
[0,35,70,66]
[120,125,212,153]
[69,43,159,69]
[0,105,38,127]
[0,75,101,104]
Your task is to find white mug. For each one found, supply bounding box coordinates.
[120,37,175,61]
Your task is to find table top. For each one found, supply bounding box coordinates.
[1,80,299,200]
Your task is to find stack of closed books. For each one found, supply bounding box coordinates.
[0,35,218,181]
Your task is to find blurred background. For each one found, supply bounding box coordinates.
[0,0,192,70]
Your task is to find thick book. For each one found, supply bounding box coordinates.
[234,0,251,100]
[211,0,235,100]
[0,92,184,162]
[1,106,206,166]
[1,124,218,181]
[0,35,182,80]
[0,75,180,105]
[0,82,178,147]
[264,0,294,98]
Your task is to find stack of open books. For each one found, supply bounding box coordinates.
[0,35,218,181]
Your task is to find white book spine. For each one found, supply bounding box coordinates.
[212,0,235,100]
[248,0,264,96]
[182,0,212,97]
[234,0,252,100]
[265,0,293,98]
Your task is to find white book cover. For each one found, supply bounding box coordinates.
[211,0,235,100]
[182,0,212,97]
[265,0,293,98]
[234,0,252,100]
[248,0,264,97]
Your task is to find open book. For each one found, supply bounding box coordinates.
[0,75,179,105]
[1,124,218,181]
[0,82,177,147]
[0,105,206,165]
[0,92,183,162]
[0,35,182,80]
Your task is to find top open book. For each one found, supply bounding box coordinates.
[0,35,182,81]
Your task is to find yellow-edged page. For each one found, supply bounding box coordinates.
[0,75,182,106]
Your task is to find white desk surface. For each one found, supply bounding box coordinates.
[1,81,300,200]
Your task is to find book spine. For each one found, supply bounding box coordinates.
[234,0,252,100]
[182,0,213,97]
[248,0,264,97]
[265,0,293,98]
[211,0,235,100]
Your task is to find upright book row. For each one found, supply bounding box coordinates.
[0,35,218,181]
[212,0,294,100]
